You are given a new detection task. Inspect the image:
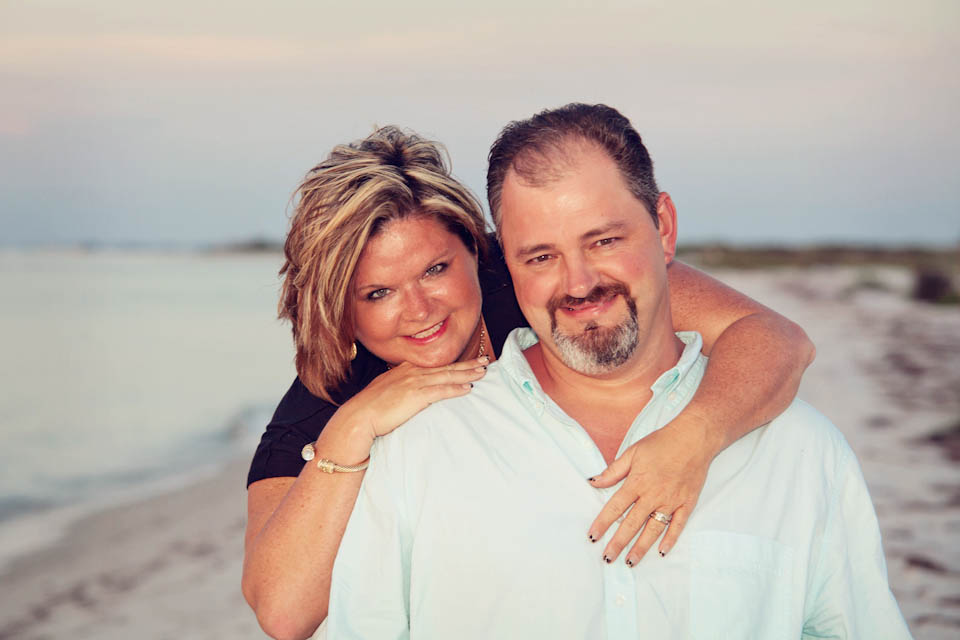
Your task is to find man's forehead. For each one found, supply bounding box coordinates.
[500,145,637,217]
[505,137,603,190]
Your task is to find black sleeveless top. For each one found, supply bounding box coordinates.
[246,240,526,486]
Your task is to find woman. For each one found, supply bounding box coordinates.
[242,127,814,640]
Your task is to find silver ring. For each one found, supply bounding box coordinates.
[649,511,673,525]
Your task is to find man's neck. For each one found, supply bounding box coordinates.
[525,327,685,464]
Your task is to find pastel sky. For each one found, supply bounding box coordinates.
[2,0,957,247]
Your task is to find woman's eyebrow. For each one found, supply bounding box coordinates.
[355,248,456,290]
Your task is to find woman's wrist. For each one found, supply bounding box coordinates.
[313,411,376,467]
[662,408,724,463]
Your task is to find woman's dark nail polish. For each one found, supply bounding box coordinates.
[603,555,611,564]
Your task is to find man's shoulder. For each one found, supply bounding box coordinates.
[760,399,856,475]
[770,399,846,444]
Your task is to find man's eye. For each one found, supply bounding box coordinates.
[425,262,448,276]
[595,237,618,247]
[367,288,390,300]
[528,254,551,265]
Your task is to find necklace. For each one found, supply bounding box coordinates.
[476,320,486,359]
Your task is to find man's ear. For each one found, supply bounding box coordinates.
[655,192,678,264]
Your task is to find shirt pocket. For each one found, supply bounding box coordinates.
[689,530,794,640]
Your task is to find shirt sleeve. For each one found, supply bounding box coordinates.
[326,436,412,640]
[802,444,912,639]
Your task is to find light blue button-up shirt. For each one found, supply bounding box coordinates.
[326,329,910,639]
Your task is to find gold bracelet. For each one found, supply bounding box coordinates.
[301,443,370,473]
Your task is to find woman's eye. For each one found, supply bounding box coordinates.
[425,262,448,276]
[367,288,390,300]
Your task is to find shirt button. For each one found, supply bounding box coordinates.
[668,392,678,402]
[614,594,627,607]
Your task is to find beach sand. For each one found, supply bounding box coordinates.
[0,459,262,640]
[1,266,957,639]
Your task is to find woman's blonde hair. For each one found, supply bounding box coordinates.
[279,126,489,402]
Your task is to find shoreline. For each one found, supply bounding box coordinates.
[0,455,244,575]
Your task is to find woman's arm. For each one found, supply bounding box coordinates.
[587,260,815,565]
[242,359,488,640]
[666,260,815,446]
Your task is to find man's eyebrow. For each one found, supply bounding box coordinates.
[581,221,628,241]
[514,242,556,260]
[513,222,631,260]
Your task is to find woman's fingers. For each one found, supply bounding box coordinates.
[657,505,689,557]
[418,361,488,387]
[600,501,652,563]
[586,448,632,488]
[597,503,681,566]
[623,507,672,566]
[436,355,490,372]
[587,483,640,542]
[417,377,475,404]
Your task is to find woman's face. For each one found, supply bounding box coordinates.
[351,216,483,368]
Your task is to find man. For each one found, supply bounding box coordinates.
[326,104,910,638]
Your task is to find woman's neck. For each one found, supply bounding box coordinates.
[458,315,494,363]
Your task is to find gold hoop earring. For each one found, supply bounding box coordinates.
[349,342,358,361]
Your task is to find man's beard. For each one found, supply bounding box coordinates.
[548,282,639,376]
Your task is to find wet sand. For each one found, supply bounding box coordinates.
[1,266,957,639]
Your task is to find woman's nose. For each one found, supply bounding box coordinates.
[403,286,432,322]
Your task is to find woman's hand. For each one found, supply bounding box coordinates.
[586,413,715,566]
[342,355,490,442]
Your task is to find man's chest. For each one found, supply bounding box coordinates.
[396,414,817,639]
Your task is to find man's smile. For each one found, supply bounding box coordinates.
[558,294,619,319]
[549,282,632,328]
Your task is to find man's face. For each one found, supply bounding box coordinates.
[499,143,677,377]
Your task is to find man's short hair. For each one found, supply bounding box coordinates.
[486,103,660,234]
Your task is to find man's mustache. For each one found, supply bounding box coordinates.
[547,282,632,316]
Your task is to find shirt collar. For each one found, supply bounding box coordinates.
[497,327,705,416]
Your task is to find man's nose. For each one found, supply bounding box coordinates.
[563,254,599,299]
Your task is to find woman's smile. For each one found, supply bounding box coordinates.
[406,318,449,342]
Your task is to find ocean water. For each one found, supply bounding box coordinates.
[0,250,295,567]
